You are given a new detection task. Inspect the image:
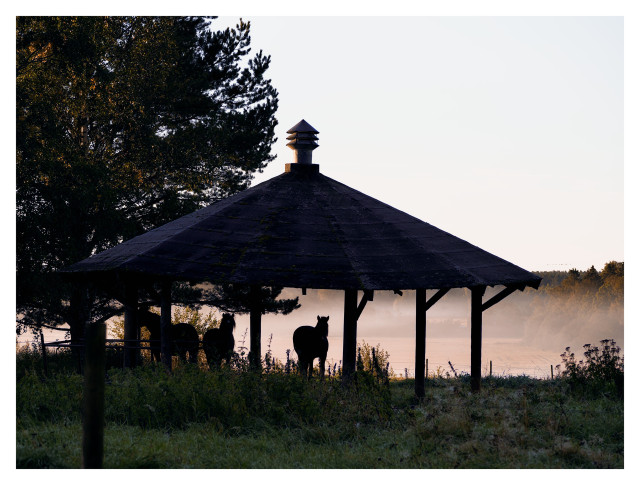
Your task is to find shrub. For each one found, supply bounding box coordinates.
[557,339,623,398]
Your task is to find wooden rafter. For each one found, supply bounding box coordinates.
[481,284,524,312]
[355,289,374,321]
[424,288,450,312]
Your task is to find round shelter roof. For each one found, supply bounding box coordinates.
[63,121,540,291]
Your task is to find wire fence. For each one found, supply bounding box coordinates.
[394,361,555,379]
[20,336,559,380]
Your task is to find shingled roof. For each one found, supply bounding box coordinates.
[63,121,541,291]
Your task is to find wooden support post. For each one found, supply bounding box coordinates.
[470,286,486,392]
[550,365,554,379]
[123,280,138,369]
[490,360,493,377]
[70,284,89,374]
[82,321,106,468]
[413,288,448,397]
[342,289,358,380]
[415,288,427,398]
[249,285,262,370]
[160,280,172,371]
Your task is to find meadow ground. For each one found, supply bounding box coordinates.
[16,348,623,468]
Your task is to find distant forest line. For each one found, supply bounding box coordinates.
[491,261,623,351]
[335,261,624,351]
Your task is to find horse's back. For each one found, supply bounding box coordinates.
[203,327,234,359]
[172,323,198,340]
[293,325,328,359]
[203,327,219,343]
[293,325,315,348]
[171,324,199,356]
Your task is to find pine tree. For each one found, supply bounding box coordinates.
[17,17,280,342]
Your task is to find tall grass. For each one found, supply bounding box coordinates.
[16,342,623,468]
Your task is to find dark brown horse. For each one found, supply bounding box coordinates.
[202,313,236,368]
[293,315,329,379]
[138,311,200,363]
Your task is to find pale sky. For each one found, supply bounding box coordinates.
[217,15,624,272]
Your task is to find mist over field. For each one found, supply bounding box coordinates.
[22,265,623,378]
[224,268,624,376]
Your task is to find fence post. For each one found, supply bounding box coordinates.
[40,330,49,378]
[490,360,492,377]
[82,321,106,468]
[550,365,554,379]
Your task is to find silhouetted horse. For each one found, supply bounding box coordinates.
[202,313,236,368]
[293,315,329,379]
[138,311,200,363]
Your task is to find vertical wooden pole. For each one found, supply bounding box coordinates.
[70,285,89,373]
[249,285,262,370]
[160,280,173,371]
[82,321,106,468]
[123,280,138,369]
[470,286,485,392]
[490,360,493,377]
[342,289,358,380]
[550,365,554,379]
[415,288,426,398]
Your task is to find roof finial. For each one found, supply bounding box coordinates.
[286,120,319,165]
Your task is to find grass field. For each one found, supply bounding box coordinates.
[15,347,623,468]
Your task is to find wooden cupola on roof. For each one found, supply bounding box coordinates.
[64,120,540,292]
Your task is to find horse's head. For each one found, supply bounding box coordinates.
[316,315,329,337]
[220,313,236,333]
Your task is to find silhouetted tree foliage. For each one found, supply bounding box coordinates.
[194,284,300,315]
[536,262,623,306]
[16,17,282,340]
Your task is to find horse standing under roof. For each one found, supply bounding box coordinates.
[138,311,200,364]
[293,315,329,379]
[202,313,236,368]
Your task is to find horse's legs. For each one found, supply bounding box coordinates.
[178,346,187,362]
[298,358,307,378]
[319,357,326,380]
[189,347,198,364]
